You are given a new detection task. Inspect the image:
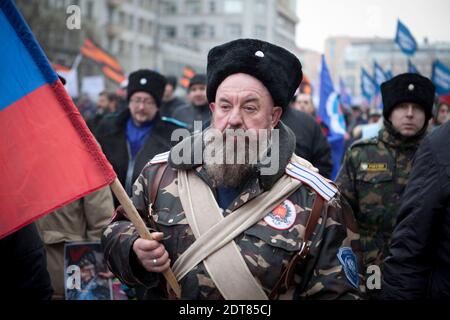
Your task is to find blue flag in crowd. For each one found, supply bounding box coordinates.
[374,62,388,86]
[318,55,346,180]
[361,68,377,104]
[339,77,352,107]
[432,60,450,95]
[408,59,420,74]
[373,62,387,109]
[395,19,417,56]
[385,70,394,80]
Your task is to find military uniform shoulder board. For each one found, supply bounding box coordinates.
[286,156,338,202]
[149,151,170,164]
[351,136,378,149]
[161,116,189,129]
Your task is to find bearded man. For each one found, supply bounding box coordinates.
[102,39,363,300]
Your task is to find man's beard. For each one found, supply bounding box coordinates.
[203,128,271,188]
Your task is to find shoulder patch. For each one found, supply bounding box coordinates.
[337,247,359,289]
[286,160,338,201]
[161,116,189,129]
[149,151,170,164]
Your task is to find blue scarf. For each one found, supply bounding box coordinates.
[126,117,156,158]
[216,186,240,211]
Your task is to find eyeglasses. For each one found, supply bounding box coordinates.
[130,98,156,106]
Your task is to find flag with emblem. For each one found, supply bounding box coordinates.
[395,19,417,56]
[385,70,394,80]
[0,0,116,239]
[373,61,387,109]
[318,55,346,180]
[431,60,450,96]
[361,68,377,106]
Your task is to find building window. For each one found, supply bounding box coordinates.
[147,21,154,35]
[119,11,125,25]
[209,1,216,13]
[186,25,202,39]
[255,25,266,39]
[276,15,295,33]
[107,36,114,52]
[224,0,243,14]
[207,25,215,38]
[86,0,93,19]
[138,18,144,33]
[129,42,134,54]
[107,5,114,23]
[160,1,177,14]
[160,26,177,38]
[128,14,134,30]
[225,24,242,38]
[118,40,125,54]
[186,0,202,15]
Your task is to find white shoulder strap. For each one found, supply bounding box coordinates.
[286,154,338,201]
[149,151,170,164]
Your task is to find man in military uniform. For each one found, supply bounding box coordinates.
[336,73,435,282]
[102,39,362,300]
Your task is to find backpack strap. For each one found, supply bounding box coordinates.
[150,162,169,205]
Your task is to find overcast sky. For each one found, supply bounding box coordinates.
[296,0,450,52]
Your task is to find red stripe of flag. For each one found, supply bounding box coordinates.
[0,0,116,239]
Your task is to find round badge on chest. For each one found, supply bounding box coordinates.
[264,199,297,230]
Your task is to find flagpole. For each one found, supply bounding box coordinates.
[71,53,83,70]
[110,178,182,298]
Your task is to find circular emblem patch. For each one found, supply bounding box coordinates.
[264,200,297,230]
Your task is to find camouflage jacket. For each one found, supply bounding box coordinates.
[102,123,363,299]
[336,122,425,268]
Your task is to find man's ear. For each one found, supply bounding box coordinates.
[209,102,216,113]
[271,106,283,128]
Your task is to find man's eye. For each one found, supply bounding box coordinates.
[221,105,231,110]
[243,105,256,112]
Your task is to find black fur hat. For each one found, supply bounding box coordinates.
[127,69,167,107]
[381,73,435,121]
[206,39,303,110]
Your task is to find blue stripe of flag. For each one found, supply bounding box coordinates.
[0,0,57,110]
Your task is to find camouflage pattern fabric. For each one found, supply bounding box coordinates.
[102,159,363,299]
[336,123,424,269]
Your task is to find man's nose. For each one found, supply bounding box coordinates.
[406,105,414,117]
[227,108,243,128]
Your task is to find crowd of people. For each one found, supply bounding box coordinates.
[3,37,450,301]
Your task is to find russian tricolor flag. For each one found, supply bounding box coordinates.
[0,0,116,238]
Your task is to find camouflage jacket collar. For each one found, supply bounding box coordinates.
[379,120,425,149]
[168,120,296,192]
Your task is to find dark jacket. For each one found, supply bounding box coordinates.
[95,109,182,197]
[1,223,53,299]
[282,107,333,178]
[382,122,450,299]
[160,97,188,118]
